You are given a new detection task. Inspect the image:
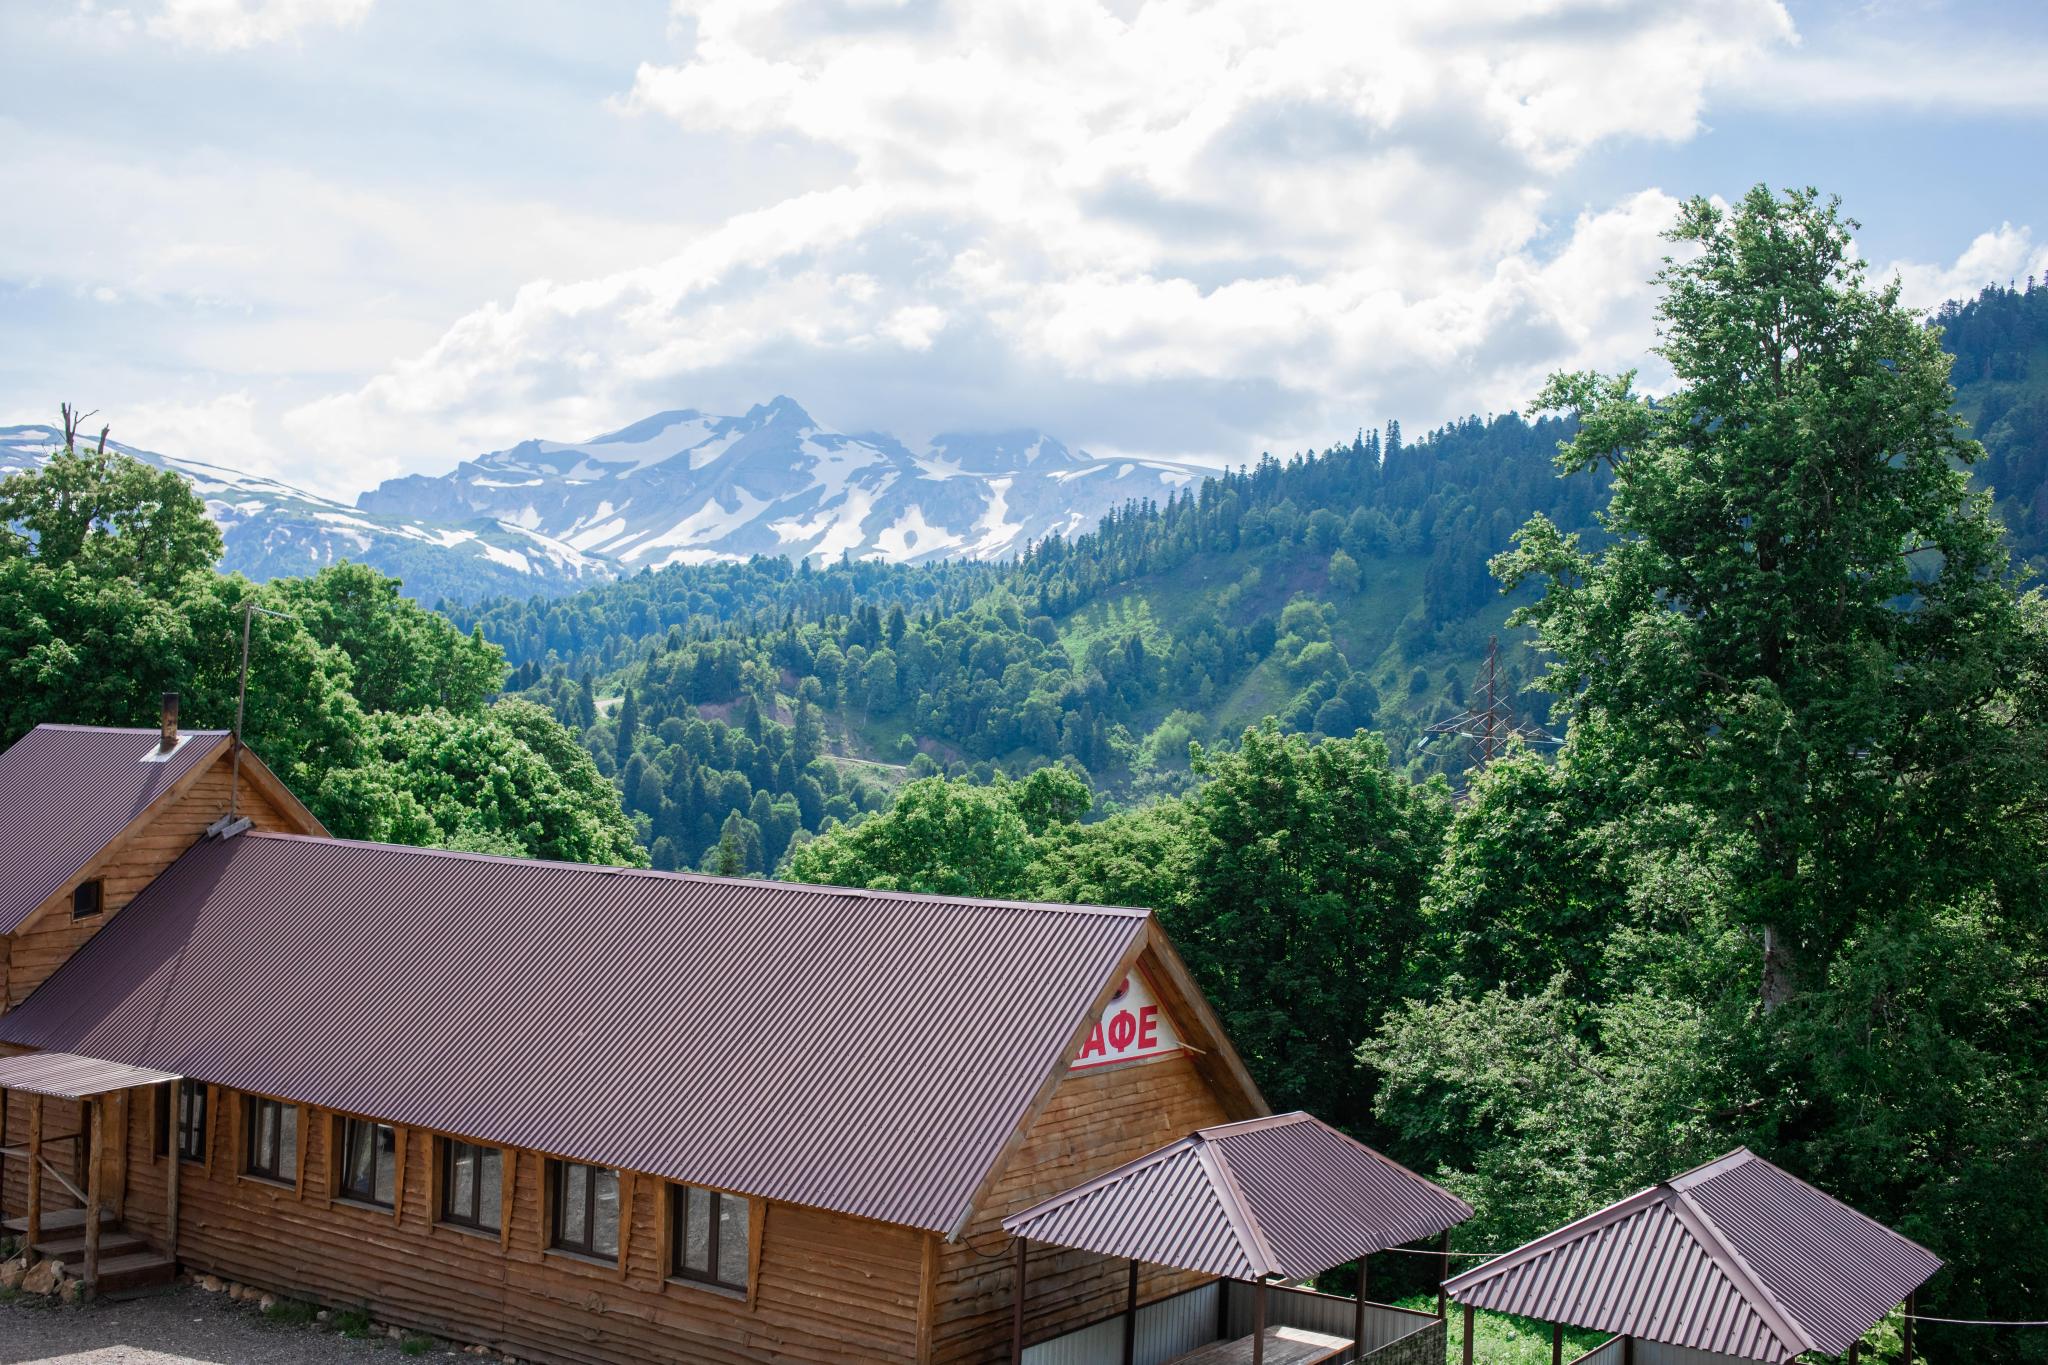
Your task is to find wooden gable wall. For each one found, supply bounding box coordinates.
[930,936,1265,1364]
[3,748,318,1010]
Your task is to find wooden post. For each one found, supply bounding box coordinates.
[1353,1256,1367,1358]
[1009,1238,1026,1365]
[1252,1279,1267,1365]
[25,1095,42,1255]
[1901,1292,1915,1365]
[166,1125,181,1262]
[84,1095,103,1292]
[1551,1321,1563,1365]
[1436,1230,1450,1319]
[1849,1342,1860,1364]
[111,1091,128,1221]
[1462,1303,1474,1365]
[1622,1335,1635,1365]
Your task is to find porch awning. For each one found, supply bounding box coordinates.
[0,1051,180,1098]
[1002,1112,1472,1282]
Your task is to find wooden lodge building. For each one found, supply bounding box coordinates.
[0,711,1464,1365]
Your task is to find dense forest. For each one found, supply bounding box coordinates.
[445,409,1607,870]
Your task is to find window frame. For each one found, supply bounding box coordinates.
[440,1138,502,1234]
[546,1158,620,1262]
[71,878,103,920]
[176,1080,207,1163]
[153,1079,208,1162]
[334,1115,398,1209]
[668,1183,750,1292]
[243,1095,297,1186]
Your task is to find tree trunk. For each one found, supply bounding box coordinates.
[1761,923,1796,1012]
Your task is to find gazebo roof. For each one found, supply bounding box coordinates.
[1444,1149,1942,1362]
[1001,1112,1472,1281]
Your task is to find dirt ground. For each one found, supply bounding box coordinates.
[0,1285,472,1365]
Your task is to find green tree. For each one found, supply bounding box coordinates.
[270,563,503,714]
[1380,187,2048,1340]
[786,775,1035,898]
[0,443,220,592]
[315,701,645,866]
[1172,724,1449,1130]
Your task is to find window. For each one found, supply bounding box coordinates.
[244,1096,297,1184]
[336,1117,398,1207]
[548,1159,619,1261]
[175,1080,207,1162]
[72,878,103,919]
[153,1080,207,1162]
[441,1139,502,1232]
[670,1184,749,1291]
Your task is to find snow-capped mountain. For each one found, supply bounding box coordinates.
[0,425,612,602]
[2,398,1211,601]
[356,397,1208,571]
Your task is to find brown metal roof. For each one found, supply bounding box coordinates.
[0,1051,182,1098]
[1443,1149,1943,1361]
[0,724,230,933]
[1002,1112,1472,1281]
[0,831,1151,1235]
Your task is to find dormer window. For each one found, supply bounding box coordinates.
[72,878,104,919]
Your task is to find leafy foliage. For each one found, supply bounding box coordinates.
[0,440,639,866]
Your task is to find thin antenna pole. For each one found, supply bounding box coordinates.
[231,599,253,822]
[229,599,295,824]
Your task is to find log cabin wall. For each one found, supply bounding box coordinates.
[3,755,301,1009]
[78,1084,927,1365]
[930,1046,1236,1364]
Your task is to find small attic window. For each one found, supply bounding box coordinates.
[72,878,104,919]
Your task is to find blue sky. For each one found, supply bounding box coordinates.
[4,0,2046,500]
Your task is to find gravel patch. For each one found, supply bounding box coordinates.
[0,1286,466,1365]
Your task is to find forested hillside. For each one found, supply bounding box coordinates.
[1941,279,2048,571]
[448,410,1607,871]
[447,276,2048,881]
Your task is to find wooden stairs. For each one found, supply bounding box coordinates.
[4,1206,179,1297]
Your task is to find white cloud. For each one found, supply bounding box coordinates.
[296,0,1792,477]
[1883,224,2048,315]
[80,0,377,50]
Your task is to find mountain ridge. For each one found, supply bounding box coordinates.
[356,395,1209,573]
[5,398,1215,602]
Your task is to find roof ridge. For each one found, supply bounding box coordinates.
[1195,1132,1281,1278]
[235,831,1153,918]
[30,723,232,737]
[1666,1182,1816,1356]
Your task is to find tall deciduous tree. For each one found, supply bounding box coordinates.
[1502,185,2048,1012]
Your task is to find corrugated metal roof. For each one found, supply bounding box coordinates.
[0,1051,182,1098]
[0,831,1149,1235]
[1003,1112,1472,1280]
[1443,1149,1943,1362]
[0,725,229,933]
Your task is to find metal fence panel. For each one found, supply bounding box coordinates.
[1568,1339,1626,1365]
[1635,1341,1771,1365]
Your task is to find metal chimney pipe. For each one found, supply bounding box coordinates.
[160,692,180,751]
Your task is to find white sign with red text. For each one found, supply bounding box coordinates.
[1071,966,1182,1070]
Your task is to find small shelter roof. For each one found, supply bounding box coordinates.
[0,1050,181,1098]
[1002,1112,1472,1281]
[1443,1148,1943,1362]
[0,724,231,933]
